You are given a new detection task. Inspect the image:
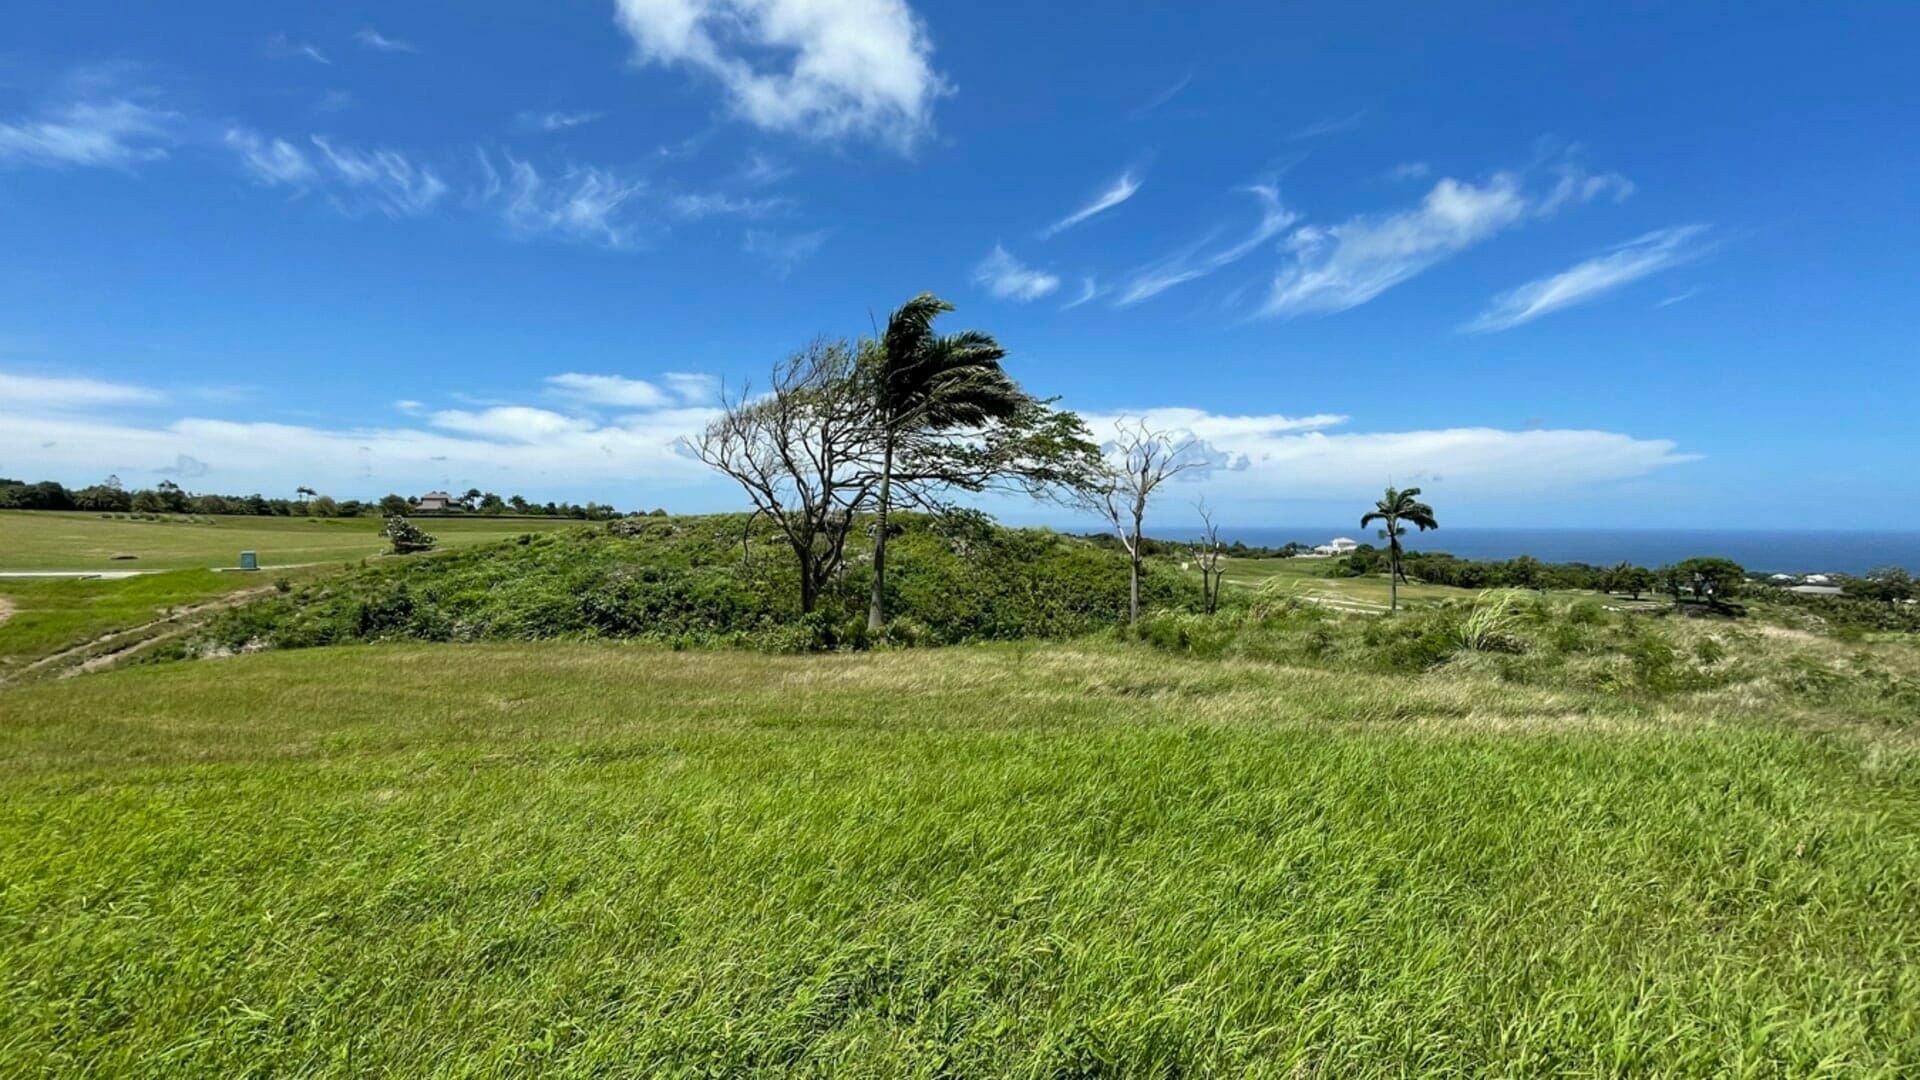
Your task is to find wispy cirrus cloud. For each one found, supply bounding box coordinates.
[1261,163,1632,318]
[1062,277,1103,310]
[356,28,417,53]
[517,109,604,133]
[1130,73,1192,116]
[1116,182,1296,306]
[973,244,1059,302]
[476,152,649,247]
[0,96,175,169]
[227,128,448,218]
[743,227,829,278]
[612,0,951,151]
[1291,110,1366,140]
[268,34,331,65]
[1463,225,1711,333]
[1043,168,1143,237]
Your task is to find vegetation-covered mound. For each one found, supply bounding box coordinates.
[190,513,1199,654]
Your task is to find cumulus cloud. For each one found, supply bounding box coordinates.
[1117,183,1296,306]
[0,372,165,407]
[1261,164,1631,318]
[612,0,950,150]
[973,245,1059,302]
[1464,225,1711,333]
[544,373,673,408]
[1043,168,1143,237]
[0,98,175,169]
[0,375,720,496]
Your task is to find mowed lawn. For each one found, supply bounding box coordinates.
[0,511,581,571]
[3,643,1916,1075]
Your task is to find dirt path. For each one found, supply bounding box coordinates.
[1,586,273,687]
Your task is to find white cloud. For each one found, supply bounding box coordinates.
[664,372,721,403]
[0,372,165,407]
[671,191,789,220]
[268,35,332,65]
[544,373,673,408]
[1077,409,1696,499]
[394,399,425,415]
[1261,164,1632,318]
[1117,183,1296,306]
[1062,277,1103,310]
[1388,161,1430,182]
[1043,169,1143,237]
[357,28,418,53]
[1130,73,1192,116]
[742,227,828,277]
[225,128,318,186]
[612,0,950,150]
[429,406,595,442]
[518,110,604,133]
[477,152,649,248]
[1464,225,1711,333]
[1291,110,1366,140]
[1657,286,1703,309]
[0,377,720,496]
[228,129,446,218]
[973,244,1059,302]
[308,137,448,218]
[0,98,175,169]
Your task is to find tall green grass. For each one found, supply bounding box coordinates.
[3,642,1917,1075]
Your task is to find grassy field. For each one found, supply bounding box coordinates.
[0,511,580,571]
[3,642,1916,1075]
[1216,555,1478,610]
[0,570,267,677]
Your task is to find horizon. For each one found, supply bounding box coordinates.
[4,5,1917,529]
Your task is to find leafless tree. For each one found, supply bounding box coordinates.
[1072,418,1202,623]
[687,340,882,613]
[1190,499,1227,615]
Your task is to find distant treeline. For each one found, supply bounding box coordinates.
[1078,532,1313,559]
[0,477,641,521]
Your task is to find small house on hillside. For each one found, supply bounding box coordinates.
[418,491,456,512]
[1313,537,1359,557]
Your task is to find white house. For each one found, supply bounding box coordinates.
[1313,537,1359,557]
[417,491,456,512]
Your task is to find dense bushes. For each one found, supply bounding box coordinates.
[189,513,1203,655]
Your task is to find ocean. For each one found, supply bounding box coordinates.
[1166,527,1920,577]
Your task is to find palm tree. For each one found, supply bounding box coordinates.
[1359,485,1438,612]
[867,293,1024,630]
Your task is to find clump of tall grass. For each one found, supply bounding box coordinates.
[1444,589,1530,654]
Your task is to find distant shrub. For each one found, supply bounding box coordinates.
[382,515,436,554]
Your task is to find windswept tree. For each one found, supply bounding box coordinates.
[1074,419,1201,623]
[689,340,883,614]
[863,292,1097,630]
[1360,485,1438,612]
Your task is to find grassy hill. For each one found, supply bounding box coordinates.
[182,513,1199,654]
[3,641,1917,1074]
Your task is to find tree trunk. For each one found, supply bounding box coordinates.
[797,547,819,614]
[1130,555,1141,623]
[867,436,894,632]
[1389,545,1399,612]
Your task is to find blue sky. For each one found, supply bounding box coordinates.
[2,3,1916,529]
